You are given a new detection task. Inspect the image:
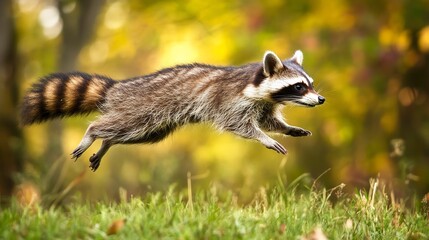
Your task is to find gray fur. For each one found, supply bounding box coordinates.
[67,51,325,171]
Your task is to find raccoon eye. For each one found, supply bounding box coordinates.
[294,84,305,92]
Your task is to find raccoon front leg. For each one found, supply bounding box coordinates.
[260,115,311,137]
[228,124,287,154]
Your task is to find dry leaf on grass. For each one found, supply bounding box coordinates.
[13,182,40,211]
[106,218,127,235]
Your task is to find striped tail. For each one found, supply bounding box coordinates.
[20,72,117,125]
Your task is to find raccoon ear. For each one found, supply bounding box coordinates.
[263,51,284,77]
[290,50,303,66]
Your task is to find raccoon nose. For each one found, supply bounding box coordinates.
[318,96,325,104]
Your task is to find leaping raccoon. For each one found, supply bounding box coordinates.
[21,50,325,171]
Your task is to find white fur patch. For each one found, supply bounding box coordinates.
[297,92,321,106]
[243,76,308,100]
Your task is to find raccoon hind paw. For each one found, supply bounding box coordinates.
[265,140,287,155]
[89,154,102,171]
[71,147,85,161]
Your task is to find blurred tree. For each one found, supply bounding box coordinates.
[399,1,429,193]
[0,0,23,196]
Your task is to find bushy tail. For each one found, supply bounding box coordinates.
[20,72,117,125]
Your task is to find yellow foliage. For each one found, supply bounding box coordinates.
[300,0,355,31]
[379,27,395,46]
[380,111,397,134]
[379,27,410,51]
[418,25,429,52]
[396,31,410,51]
[104,1,129,30]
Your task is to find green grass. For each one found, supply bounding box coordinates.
[1,180,428,239]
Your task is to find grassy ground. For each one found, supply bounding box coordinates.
[1,179,428,239]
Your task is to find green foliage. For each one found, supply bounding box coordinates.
[2,181,428,239]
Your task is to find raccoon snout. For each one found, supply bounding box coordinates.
[318,95,325,104]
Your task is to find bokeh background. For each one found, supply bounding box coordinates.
[1,0,428,203]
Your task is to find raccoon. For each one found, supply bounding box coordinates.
[20,50,325,171]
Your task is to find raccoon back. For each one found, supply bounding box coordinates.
[20,72,116,125]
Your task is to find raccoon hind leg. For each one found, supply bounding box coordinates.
[71,124,97,160]
[71,122,114,172]
[89,140,112,171]
[87,125,178,171]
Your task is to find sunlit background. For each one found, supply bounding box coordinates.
[1,0,429,203]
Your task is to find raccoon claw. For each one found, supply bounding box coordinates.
[287,128,312,137]
[71,148,84,161]
[266,141,287,155]
[89,154,101,172]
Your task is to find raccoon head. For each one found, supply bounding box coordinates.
[244,50,325,107]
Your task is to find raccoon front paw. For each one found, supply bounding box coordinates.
[286,127,312,137]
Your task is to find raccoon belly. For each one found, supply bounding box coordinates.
[121,124,178,144]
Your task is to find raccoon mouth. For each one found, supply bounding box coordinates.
[293,100,316,107]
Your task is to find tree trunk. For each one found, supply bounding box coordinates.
[0,0,23,196]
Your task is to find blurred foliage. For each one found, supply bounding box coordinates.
[10,0,429,201]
